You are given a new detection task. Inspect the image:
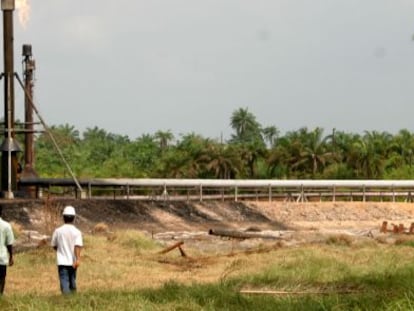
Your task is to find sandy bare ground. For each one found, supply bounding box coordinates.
[146,201,414,253]
[4,199,414,253]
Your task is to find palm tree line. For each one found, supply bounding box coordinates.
[29,108,414,180]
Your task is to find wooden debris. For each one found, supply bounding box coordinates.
[380,221,388,233]
[392,224,399,233]
[410,223,414,234]
[240,289,361,295]
[158,241,184,255]
[178,246,187,257]
[380,221,414,234]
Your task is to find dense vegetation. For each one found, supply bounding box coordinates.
[28,108,414,179]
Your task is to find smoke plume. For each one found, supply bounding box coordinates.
[15,0,30,28]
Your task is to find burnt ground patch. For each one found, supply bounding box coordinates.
[224,202,271,222]
[0,200,40,227]
[164,202,219,223]
[62,199,158,227]
[0,199,282,232]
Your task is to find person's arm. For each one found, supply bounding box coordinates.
[73,245,82,268]
[6,245,13,266]
[51,230,58,251]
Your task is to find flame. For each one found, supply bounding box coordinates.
[15,0,30,28]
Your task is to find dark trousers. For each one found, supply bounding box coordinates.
[0,265,6,294]
[58,265,77,294]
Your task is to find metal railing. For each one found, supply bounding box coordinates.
[18,178,414,202]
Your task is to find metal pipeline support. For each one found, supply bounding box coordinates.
[14,73,83,194]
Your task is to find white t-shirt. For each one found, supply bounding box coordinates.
[0,217,14,265]
[51,224,83,266]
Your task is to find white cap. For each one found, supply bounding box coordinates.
[63,205,76,216]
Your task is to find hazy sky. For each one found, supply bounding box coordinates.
[7,0,414,140]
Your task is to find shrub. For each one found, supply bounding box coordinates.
[93,222,109,234]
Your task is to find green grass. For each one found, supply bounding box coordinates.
[3,231,414,310]
[2,273,414,311]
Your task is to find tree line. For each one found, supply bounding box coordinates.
[29,108,414,180]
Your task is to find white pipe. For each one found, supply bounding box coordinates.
[90,178,414,188]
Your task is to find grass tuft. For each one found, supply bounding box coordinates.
[118,230,159,252]
[394,236,414,247]
[325,234,354,246]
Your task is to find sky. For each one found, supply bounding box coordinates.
[5,0,414,141]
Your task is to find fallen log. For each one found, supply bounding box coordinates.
[208,228,282,240]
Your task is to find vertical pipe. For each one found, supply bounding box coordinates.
[268,184,272,203]
[235,186,238,202]
[301,184,304,202]
[20,44,37,198]
[7,77,11,195]
[23,45,35,173]
[392,186,395,203]
[1,2,18,198]
[363,186,366,202]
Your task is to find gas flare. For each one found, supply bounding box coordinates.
[15,0,30,28]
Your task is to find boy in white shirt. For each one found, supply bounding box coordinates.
[51,205,83,294]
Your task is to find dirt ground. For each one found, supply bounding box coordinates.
[3,199,414,253]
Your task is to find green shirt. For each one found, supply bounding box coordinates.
[0,217,14,265]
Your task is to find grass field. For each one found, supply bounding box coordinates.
[1,229,414,310]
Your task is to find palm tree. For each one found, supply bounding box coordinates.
[205,143,242,179]
[82,127,113,164]
[388,129,414,168]
[262,126,279,148]
[349,131,391,178]
[267,130,304,178]
[287,127,333,178]
[238,141,267,178]
[266,143,290,178]
[34,123,82,177]
[44,123,80,146]
[125,134,159,177]
[154,130,174,151]
[159,133,211,178]
[230,107,262,143]
[320,130,357,179]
